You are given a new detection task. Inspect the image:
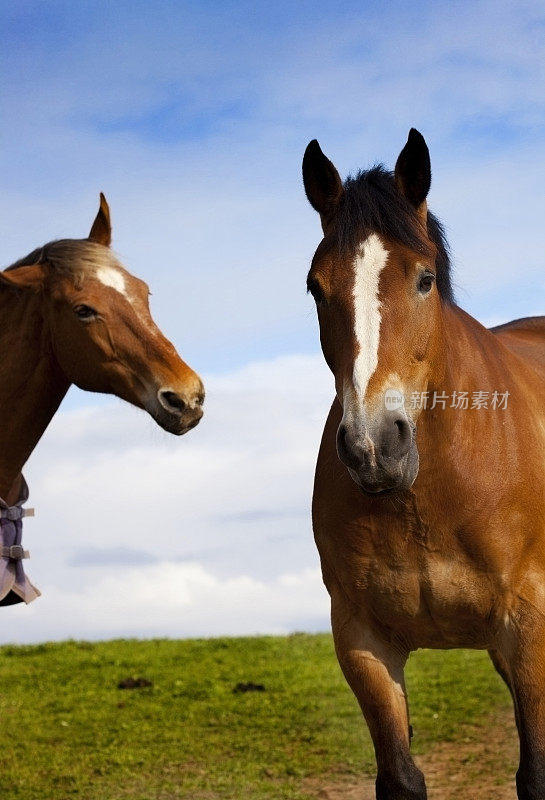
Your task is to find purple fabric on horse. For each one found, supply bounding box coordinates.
[0,477,40,605]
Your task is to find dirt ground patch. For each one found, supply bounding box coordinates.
[304,707,518,799]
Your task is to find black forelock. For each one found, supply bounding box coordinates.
[335,165,454,303]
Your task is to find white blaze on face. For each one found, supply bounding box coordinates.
[352,233,389,401]
[96,266,128,298]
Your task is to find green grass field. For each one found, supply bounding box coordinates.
[0,635,513,799]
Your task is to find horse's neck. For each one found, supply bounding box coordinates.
[0,288,69,502]
[439,304,509,392]
[418,302,521,480]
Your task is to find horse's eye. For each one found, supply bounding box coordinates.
[73,304,97,320]
[418,272,435,294]
[307,278,325,303]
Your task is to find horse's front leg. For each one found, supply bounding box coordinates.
[496,611,545,800]
[331,590,427,800]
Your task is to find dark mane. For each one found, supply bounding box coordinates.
[337,166,454,303]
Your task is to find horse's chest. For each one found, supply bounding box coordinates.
[337,546,501,648]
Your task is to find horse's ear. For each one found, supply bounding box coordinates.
[0,264,45,292]
[303,140,344,230]
[394,128,431,222]
[88,192,112,246]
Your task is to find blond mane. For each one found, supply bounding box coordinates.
[6,239,124,287]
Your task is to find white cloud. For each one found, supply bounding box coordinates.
[7,563,328,643]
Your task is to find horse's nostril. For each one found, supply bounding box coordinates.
[336,424,348,457]
[196,391,205,407]
[381,416,411,460]
[394,418,411,447]
[336,424,364,470]
[160,390,186,413]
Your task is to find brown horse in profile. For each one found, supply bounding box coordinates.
[303,129,545,799]
[0,196,204,604]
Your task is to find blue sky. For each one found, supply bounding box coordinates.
[3,0,544,381]
[1,1,545,640]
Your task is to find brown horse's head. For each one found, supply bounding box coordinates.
[2,195,204,435]
[303,130,453,494]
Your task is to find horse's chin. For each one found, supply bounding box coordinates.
[148,405,203,436]
[357,482,398,496]
[348,472,402,496]
[348,445,419,496]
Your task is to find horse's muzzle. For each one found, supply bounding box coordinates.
[152,383,205,435]
[336,410,418,493]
